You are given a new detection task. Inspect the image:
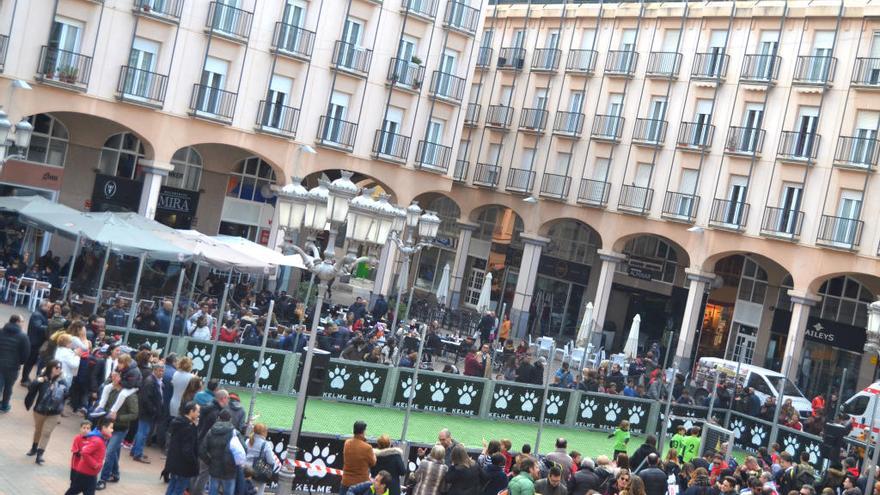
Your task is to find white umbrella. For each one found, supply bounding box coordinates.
[576,301,594,345]
[623,314,641,358]
[436,263,451,305]
[476,272,493,313]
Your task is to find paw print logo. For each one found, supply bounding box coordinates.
[750,426,766,446]
[187,347,211,372]
[458,384,478,406]
[683,411,698,430]
[400,377,422,399]
[220,352,244,375]
[805,443,820,464]
[274,440,289,461]
[328,367,350,390]
[730,419,745,439]
[252,356,277,380]
[628,405,645,426]
[407,457,422,474]
[303,444,337,478]
[430,381,450,402]
[581,398,598,419]
[546,394,564,415]
[782,437,800,456]
[142,340,163,354]
[605,403,622,422]
[358,371,380,393]
[494,389,513,410]
[520,392,538,413]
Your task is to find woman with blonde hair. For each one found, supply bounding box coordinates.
[410,445,447,495]
[169,356,195,417]
[53,333,80,388]
[245,423,277,495]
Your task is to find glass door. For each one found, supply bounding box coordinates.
[728,324,757,364]
[438,51,456,95]
[126,38,158,98]
[809,31,834,81]
[646,97,666,141]
[777,184,802,234]
[756,31,779,79]
[281,1,306,52]
[677,169,698,216]
[606,94,623,136]
[692,99,713,146]
[619,29,636,71]
[834,192,862,245]
[741,104,764,152]
[851,111,879,166]
[794,106,819,157]
[264,75,292,129]
[325,91,349,143]
[725,176,748,225]
[380,107,403,155]
[707,30,727,77]
[340,19,362,68]
[49,19,82,75]
[423,120,444,165]
[199,57,227,114]
[215,0,241,35]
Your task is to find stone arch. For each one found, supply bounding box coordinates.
[467,204,526,242]
[302,169,398,204]
[37,111,156,159]
[702,251,793,287]
[538,217,604,250]
[611,232,691,269]
[181,143,284,181]
[807,271,880,296]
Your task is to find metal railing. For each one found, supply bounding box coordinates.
[532,48,561,71]
[506,168,536,192]
[740,54,780,83]
[591,114,624,141]
[578,179,611,206]
[553,111,584,136]
[793,55,836,85]
[691,52,729,80]
[117,66,168,105]
[662,192,700,222]
[416,141,452,172]
[540,173,571,199]
[519,108,548,132]
[618,185,653,213]
[632,118,667,145]
[709,198,750,229]
[476,47,493,68]
[134,0,185,20]
[37,46,93,86]
[388,58,424,88]
[453,159,469,182]
[332,41,372,76]
[256,101,300,136]
[429,71,465,102]
[372,130,411,161]
[317,116,358,151]
[189,84,237,121]
[272,22,315,60]
[497,47,527,70]
[646,51,681,77]
[403,0,439,19]
[464,103,481,126]
[761,206,803,238]
[834,135,879,170]
[777,131,820,162]
[206,1,253,40]
[851,58,880,87]
[604,50,637,76]
[817,215,863,248]
[444,1,480,35]
[725,126,765,155]
[486,105,514,128]
[677,121,714,150]
[473,163,502,187]
[566,49,598,73]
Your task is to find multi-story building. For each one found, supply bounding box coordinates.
[0,0,879,398]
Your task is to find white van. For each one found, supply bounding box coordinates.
[841,382,880,439]
[694,357,812,417]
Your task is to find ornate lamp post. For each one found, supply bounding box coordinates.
[0,109,34,169]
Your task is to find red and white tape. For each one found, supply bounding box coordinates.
[284,458,345,477]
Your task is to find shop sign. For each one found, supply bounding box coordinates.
[91,174,142,212]
[771,310,866,354]
[627,265,658,281]
[537,256,591,284]
[157,186,199,214]
[0,159,64,191]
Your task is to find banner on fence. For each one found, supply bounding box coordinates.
[323,361,389,404]
[487,383,571,424]
[658,405,710,435]
[125,330,169,355]
[209,342,285,391]
[267,431,350,494]
[575,394,650,433]
[392,371,484,416]
[776,426,824,470]
[726,413,772,454]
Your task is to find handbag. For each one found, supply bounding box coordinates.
[252,442,275,483]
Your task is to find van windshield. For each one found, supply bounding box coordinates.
[770,376,806,398]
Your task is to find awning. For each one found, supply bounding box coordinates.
[171,230,269,274]
[79,212,194,262]
[214,235,307,269]
[0,196,100,239]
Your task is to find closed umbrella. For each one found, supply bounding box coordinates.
[476,272,493,313]
[623,314,641,358]
[436,263,450,305]
[576,301,594,345]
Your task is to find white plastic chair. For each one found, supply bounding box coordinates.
[536,336,554,360]
[29,281,51,312]
[10,277,35,307]
[569,346,586,371]
[554,340,571,363]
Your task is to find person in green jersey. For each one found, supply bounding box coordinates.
[681,427,702,463]
[608,420,631,459]
[669,426,687,460]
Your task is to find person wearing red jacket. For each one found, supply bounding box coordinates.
[65,418,113,495]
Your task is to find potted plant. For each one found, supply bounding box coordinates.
[142,3,152,12]
[60,66,79,84]
[410,55,423,66]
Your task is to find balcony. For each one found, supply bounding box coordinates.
[506,168,536,193]
[708,198,750,230]
[792,55,836,86]
[776,131,820,163]
[632,118,667,146]
[486,105,514,129]
[646,52,681,78]
[553,111,584,138]
[691,52,729,81]
[577,179,611,207]
[317,116,358,152]
[497,47,526,70]
[661,192,700,222]
[740,54,780,85]
[133,0,184,23]
[816,215,863,249]
[116,66,168,108]
[618,185,653,214]
[591,115,624,142]
[532,48,561,72]
[518,108,548,133]
[464,103,481,127]
[256,101,300,137]
[332,41,372,78]
[473,163,502,188]
[0,35,6,72]
[416,141,452,173]
[676,122,714,152]
[851,58,880,89]
[540,173,571,200]
[566,49,598,74]
[476,47,493,69]
[271,23,316,61]
[189,84,237,123]
[604,50,637,77]
[834,135,879,170]
[453,159,469,182]
[429,71,465,104]
[387,58,425,91]
[444,1,480,36]
[760,207,803,240]
[372,131,411,163]
[725,126,765,156]
[36,46,93,90]
[205,1,253,42]
[402,0,439,21]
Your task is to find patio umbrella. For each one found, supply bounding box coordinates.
[476,271,493,313]
[436,263,450,305]
[623,313,641,358]
[576,301,594,345]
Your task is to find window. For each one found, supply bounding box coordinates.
[465,267,485,306]
[226,156,277,203]
[843,395,869,416]
[737,257,768,304]
[545,221,600,265]
[99,133,146,179]
[24,114,68,167]
[619,236,679,284]
[747,373,773,396]
[166,147,203,191]
[813,275,873,327]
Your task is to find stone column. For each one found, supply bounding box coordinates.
[673,269,716,369]
[781,290,821,382]
[449,221,478,309]
[591,250,626,336]
[137,161,168,219]
[511,234,549,339]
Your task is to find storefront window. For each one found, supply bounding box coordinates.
[618,236,679,284]
[226,157,277,203]
[737,258,768,304]
[166,147,203,191]
[99,133,145,179]
[813,275,873,327]
[24,113,68,167]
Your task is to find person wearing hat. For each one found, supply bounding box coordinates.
[227,392,246,432]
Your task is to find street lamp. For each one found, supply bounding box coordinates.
[0,109,34,169]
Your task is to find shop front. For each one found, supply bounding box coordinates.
[0,159,65,256]
[531,256,590,338]
[90,173,142,212]
[155,185,200,229]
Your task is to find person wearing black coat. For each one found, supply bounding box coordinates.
[629,435,658,472]
[131,364,164,463]
[197,391,230,441]
[477,312,495,345]
[22,301,49,384]
[568,460,602,495]
[0,315,29,412]
[516,357,538,384]
[371,295,389,322]
[372,438,406,495]
[445,444,482,495]
[24,358,68,464]
[163,401,201,495]
[638,454,670,495]
[481,453,509,495]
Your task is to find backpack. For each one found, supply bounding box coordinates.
[794,466,816,490]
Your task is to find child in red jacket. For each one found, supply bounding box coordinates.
[65,418,113,495]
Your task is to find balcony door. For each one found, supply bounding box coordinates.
[834,190,862,245]
[566,91,584,131]
[380,107,403,155]
[706,30,727,77]
[325,91,350,143]
[126,38,159,98]
[488,143,502,165]
[646,97,666,141]
[740,103,764,152]
[198,57,228,114]
[676,169,698,216]
[423,119,444,165]
[618,29,636,71]
[725,175,748,225]
[340,19,363,68]
[869,33,880,84]
[756,31,779,79]
[793,106,819,157]
[280,0,306,52]
[851,111,879,166]
[395,37,417,85]
[629,163,652,208]
[808,31,834,81]
[511,30,525,48]
[214,0,241,35]
[49,19,83,74]
[777,184,802,234]
[691,99,713,146]
[605,94,623,136]
[499,85,513,106]
[438,51,457,95]
[263,75,293,129]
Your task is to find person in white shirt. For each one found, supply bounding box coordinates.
[53,334,81,387]
[188,303,215,335]
[191,315,212,341]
